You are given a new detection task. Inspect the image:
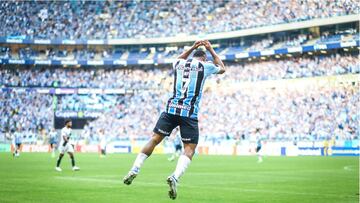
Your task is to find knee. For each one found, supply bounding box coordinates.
[150,134,163,145]
[183,148,195,159]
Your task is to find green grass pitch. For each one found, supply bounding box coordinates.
[0,153,358,203]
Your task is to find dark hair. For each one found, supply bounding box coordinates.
[65,119,72,125]
[193,50,206,58]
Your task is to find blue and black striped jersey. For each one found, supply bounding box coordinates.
[166,58,220,119]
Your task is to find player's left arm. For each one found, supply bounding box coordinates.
[203,40,226,74]
[177,40,203,60]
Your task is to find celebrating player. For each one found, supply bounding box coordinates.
[55,120,80,171]
[123,40,225,199]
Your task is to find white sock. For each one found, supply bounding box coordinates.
[173,155,191,181]
[132,153,148,172]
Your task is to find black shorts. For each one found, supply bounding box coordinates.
[256,146,262,153]
[153,112,199,144]
[175,144,182,151]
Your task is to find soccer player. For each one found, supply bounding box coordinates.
[99,129,107,157]
[48,128,58,158]
[256,136,263,163]
[168,128,182,162]
[123,40,225,199]
[12,127,23,157]
[55,120,80,171]
[323,138,329,156]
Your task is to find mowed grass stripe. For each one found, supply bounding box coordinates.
[0,153,358,203]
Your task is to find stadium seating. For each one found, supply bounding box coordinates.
[0,1,358,39]
[0,2,358,145]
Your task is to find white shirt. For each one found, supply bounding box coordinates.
[60,127,72,146]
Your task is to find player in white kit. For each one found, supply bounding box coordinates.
[55,120,80,171]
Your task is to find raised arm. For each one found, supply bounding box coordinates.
[203,40,226,74]
[177,40,203,60]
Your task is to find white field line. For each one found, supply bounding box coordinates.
[54,176,356,199]
[343,165,358,171]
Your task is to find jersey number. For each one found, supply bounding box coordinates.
[181,78,190,93]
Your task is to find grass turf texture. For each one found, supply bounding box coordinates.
[0,153,358,203]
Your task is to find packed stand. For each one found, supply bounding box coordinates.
[0,91,53,138]
[82,82,359,142]
[81,91,169,143]
[199,84,359,141]
[224,54,359,82]
[57,94,125,111]
[1,54,358,89]
[0,68,170,89]
[0,0,358,39]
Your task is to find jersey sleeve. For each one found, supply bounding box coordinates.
[204,62,220,76]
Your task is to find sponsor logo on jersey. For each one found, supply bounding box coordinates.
[169,103,191,111]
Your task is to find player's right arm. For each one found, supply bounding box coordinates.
[203,40,226,74]
[61,129,69,146]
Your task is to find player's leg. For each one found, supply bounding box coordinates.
[124,112,177,185]
[123,133,165,185]
[167,143,196,200]
[12,143,15,157]
[16,144,21,156]
[56,143,69,171]
[51,143,56,158]
[167,117,199,200]
[256,146,263,163]
[68,152,80,171]
[175,145,182,157]
[56,153,64,171]
[168,145,181,161]
[172,143,196,179]
[67,144,79,171]
[14,144,18,157]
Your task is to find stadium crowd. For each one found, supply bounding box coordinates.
[80,82,359,142]
[200,84,359,141]
[1,54,358,88]
[225,54,358,82]
[0,0,358,39]
[0,91,53,136]
[0,68,168,89]
[1,79,358,143]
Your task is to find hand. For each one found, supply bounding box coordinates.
[202,40,212,50]
[192,40,203,49]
